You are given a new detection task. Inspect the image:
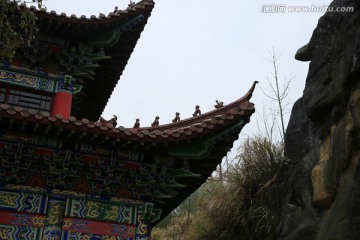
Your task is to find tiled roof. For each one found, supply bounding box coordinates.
[0,81,257,224]
[24,0,155,121]
[29,0,154,23]
[0,82,257,145]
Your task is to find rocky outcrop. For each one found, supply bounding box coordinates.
[278,0,360,239]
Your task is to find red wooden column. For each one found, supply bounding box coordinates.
[51,75,81,119]
[52,91,72,119]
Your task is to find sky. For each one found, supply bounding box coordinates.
[42,0,333,153]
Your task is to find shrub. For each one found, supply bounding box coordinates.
[152,136,292,240]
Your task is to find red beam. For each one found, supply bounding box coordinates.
[0,210,45,228]
[63,217,136,238]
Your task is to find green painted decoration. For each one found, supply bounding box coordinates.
[43,195,66,240]
[0,69,58,93]
[0,224,43,240]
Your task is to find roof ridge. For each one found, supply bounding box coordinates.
[0,81,256,143]
[25,0,155,21]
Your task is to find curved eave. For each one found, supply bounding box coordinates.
[32,0,154,43]
[31,0,154,26]
[0,82,257,225]
[32,0,155,43]
[72,15,152,120]
[139,81,258,132]
[155,120,247,224]
[0,82,257,145]
[26,1,155,120]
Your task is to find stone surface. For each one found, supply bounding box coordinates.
[295,44,311,62]
[278,0,360,239]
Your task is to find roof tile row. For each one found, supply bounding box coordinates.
[0,100,254,143]
[27,0,154,21]
[0,82,257,143]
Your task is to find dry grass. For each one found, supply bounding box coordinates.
[152,136,292,240]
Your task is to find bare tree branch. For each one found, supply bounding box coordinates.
[263,48,293,142]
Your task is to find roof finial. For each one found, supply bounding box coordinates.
[246,81,259,100]
[111,115,117,127]
[133,118,140,128]
[193,105,201,117]
[172,112,180,123]
[113,6,118,14]
[98,115,117,127]
[151,116,159,127]
[214,100,224,109]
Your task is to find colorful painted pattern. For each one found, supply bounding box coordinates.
[57,75,82,94]
[63,218,135,238]
[0,69,57,92]
[0,138,165,240]
[43,195,66,240]
[0,211,45,228]
[0,224,43,240]
[61,232,128,240]
[135,208,150,236]
[65,198,137,225]
[0,193,149,239]
[0,190,48,214]
[0,134,177,204]
[2,59,61,77]
[80,144,111,156]
[0,132,61,148]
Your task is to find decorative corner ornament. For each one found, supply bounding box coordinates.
[172,112,180,123]
[57,75,82,94]
[193,105,201,117]
[151,116,159,127]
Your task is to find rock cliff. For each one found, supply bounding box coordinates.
[278,0,360,239]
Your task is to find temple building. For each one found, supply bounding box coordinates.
[0,1,256,239]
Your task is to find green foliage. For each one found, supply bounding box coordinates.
[152,136,293,240]
[0,0,42,59]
